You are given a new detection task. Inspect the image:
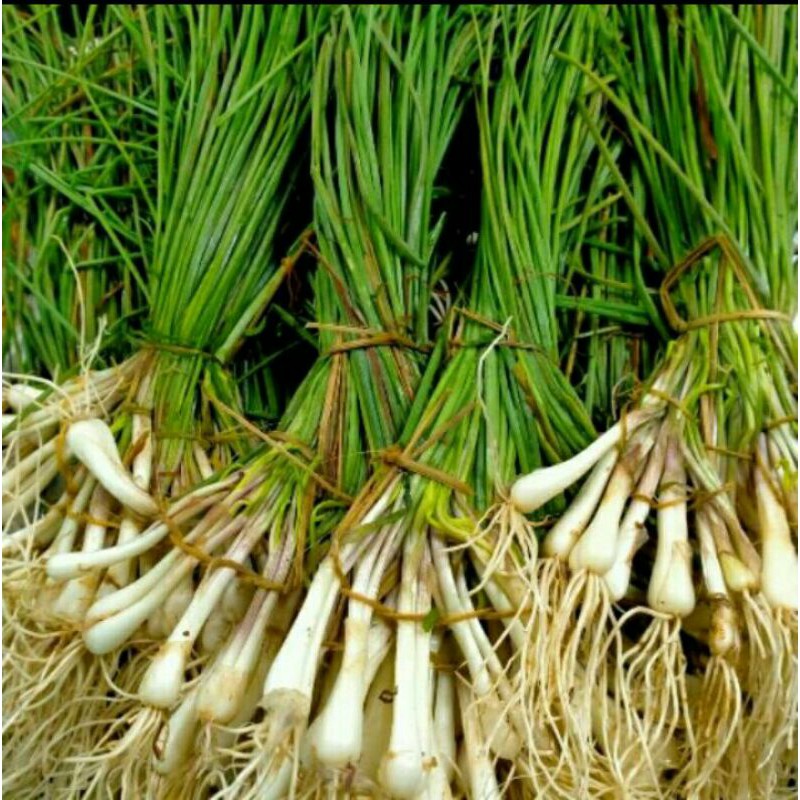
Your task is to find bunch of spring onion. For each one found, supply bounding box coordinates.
[150,9,477,795]
[37,7,480,796]
[2,7,317,795]
[607,8,797,796]
[504,6,798,797]
[434,10,679,797]
[249,9,631,798]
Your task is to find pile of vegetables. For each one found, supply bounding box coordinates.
[2,5,796,799]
